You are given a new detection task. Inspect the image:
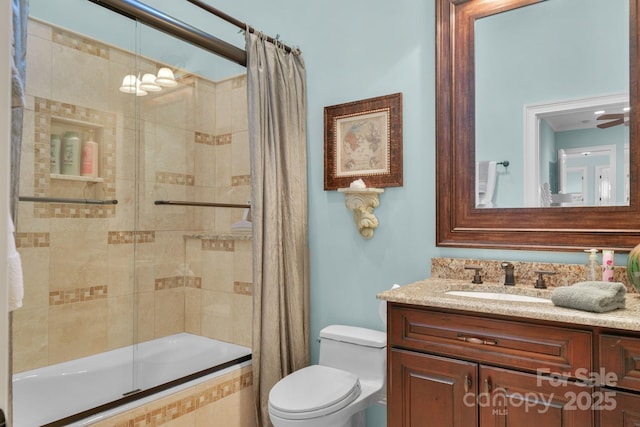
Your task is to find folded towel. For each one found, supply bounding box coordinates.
[551,281,626,313]
[572,281,627,297]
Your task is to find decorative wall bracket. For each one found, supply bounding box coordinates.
[337,187,384,239]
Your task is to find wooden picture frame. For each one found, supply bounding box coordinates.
[324,93,403,190]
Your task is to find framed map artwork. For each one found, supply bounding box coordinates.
[324,93,403,190]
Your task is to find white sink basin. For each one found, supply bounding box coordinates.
[445,290,551,303]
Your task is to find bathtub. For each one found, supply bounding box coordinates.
[12,333,251,427]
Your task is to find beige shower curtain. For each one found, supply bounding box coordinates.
[245,32,310,426]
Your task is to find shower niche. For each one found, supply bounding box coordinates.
[49,118,105,201]
[50,118,104,181]
[28,96,118,214]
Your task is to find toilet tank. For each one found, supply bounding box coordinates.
[318,325,386,383]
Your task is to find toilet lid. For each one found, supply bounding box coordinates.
[268,365,361,420]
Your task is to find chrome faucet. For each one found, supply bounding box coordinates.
[501,262,515,286]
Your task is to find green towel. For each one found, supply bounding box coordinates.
[551,281,626,313]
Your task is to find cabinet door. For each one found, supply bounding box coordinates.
[599,390,640,426]
[479,365,594,427]
[389,349,478,427]
[599,334,640,392]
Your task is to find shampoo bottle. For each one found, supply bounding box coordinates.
[602,249,615,282]
[585,248,599,281]
[50,134,61,174]
[81,130,99,178]
[61,131,81,176]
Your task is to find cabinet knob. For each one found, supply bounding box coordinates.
[484,378,492,393]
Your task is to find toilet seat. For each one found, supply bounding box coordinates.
[268,365,361,420]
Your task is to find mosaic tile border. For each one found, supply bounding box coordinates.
[108,231,156,245]
[35,98,117,127]
[155,276,203,291]
[49,285,108,305]
[14,232,50,249]
[232,175,251,186]
[42,203,116,219]
[155,171,195,186]
[202,239,235,252]
[234,281,253,296]
[194,131,232,146]
[52,27,110,59]
[101,367,253,427]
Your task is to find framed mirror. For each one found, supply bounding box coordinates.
[435,0,640,251]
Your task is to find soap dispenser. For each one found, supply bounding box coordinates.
[585,249,600,281]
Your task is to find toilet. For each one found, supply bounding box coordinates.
[268,324,387,427]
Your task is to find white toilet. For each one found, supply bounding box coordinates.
[268,324,387,427]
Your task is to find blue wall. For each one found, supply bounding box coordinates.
[30,1,633,425]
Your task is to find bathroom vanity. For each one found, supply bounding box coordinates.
[378,279,640,427]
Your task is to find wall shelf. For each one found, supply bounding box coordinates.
[337,187,384,239]
[50,173,104,183]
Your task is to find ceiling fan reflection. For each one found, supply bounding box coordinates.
[596,112,629,129]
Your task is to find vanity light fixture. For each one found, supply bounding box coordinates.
[119,74,138,93]
[119,68,177,96]
[139,73,162,92]
[119,74,148,96]
[155,67,178,87]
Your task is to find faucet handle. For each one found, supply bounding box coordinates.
[534,270,556,289]
[464,265,483,284]
[501,262,516,286]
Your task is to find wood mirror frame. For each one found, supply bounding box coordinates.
[435,0,640,252]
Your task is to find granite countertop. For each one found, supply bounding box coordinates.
[378,278,640,332]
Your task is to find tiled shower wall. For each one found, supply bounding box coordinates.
[12,18,252,373]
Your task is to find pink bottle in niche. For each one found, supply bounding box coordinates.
[81,130,99,178]
[602,249,615,282]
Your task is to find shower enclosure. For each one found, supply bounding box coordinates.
[11,0,253,425]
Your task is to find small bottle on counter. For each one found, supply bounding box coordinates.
[585,248,600,281]
[81,130,99,178]
[61,131,81,176]
[602,249,615,282]
[50,134,61,174]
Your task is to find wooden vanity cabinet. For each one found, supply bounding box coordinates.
[478,365,593,426]
[389,349,478,426]
[387,303,594,427]
[598,333,640,426]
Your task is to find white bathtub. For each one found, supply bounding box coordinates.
[12,333,251,427]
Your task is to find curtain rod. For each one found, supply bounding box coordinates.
[89,0,247,66]
[185,0,296,54]
[155,200,251,208]
[19,196,118,205]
